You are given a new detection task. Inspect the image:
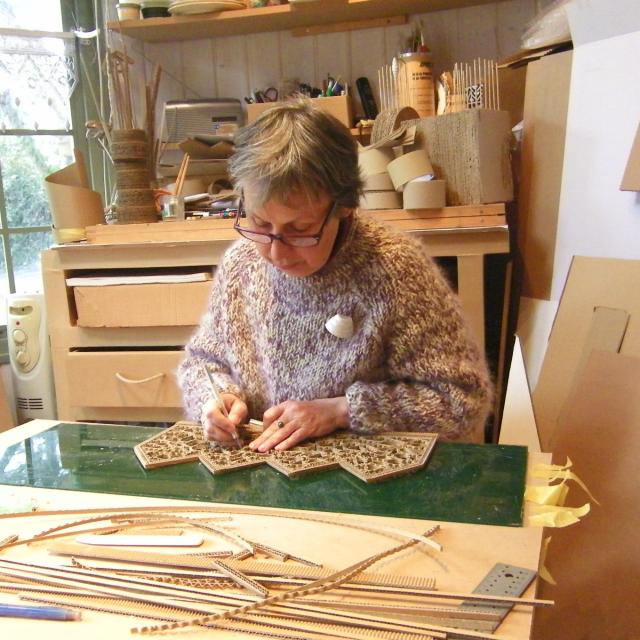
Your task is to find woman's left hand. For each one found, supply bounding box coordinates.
[249,397,349,452]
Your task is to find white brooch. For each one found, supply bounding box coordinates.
[325,313,354,339]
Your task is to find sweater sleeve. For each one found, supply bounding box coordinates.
[177,256,244,422]
[345,248,493,443]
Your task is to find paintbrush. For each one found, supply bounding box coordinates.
[202,365,242,448]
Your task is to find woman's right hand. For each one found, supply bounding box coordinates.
[201,394,248,446]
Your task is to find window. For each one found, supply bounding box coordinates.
[0,0,105,323]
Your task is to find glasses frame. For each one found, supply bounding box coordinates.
[234,199,338,248]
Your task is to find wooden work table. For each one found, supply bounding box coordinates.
[0,420,547,639]
[43,206,508,424]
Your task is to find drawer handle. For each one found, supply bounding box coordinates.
[115,372,165,385]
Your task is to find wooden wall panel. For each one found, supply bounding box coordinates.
[181,39,216,99]
[246,31,282,95]
[279,30,315,87]
[213,35,250,101]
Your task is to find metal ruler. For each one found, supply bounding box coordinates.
[421,562,537,634]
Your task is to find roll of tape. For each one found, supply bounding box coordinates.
[387,149,434,191]
[403,179,447,210]
[358,146,395,177]
[364,172,394,191]
[359,190,402,210]
[53,227,87,244]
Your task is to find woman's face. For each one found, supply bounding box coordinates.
[241,186,346,278]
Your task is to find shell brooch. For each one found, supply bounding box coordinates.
[325,313,354,339]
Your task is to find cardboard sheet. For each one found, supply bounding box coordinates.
[533,350,640,640]
[532,256,640,451]
[44,150,105,234]
[518,50,573,300]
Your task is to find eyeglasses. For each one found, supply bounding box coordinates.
[234,199,337,248]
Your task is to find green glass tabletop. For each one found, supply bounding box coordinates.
[0,423,527,526]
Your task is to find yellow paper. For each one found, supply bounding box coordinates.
[538,536,557,585]
[524,482,569,506]
[531,457,600,504]
[527,502,590,528]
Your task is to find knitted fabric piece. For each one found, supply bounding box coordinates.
[178,215,492,442]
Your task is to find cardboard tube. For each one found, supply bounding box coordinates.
[364,172,394,191]
[387,149,434,191]
[403,179,446,209]
[358,146,395,177]
[359,191,402,210]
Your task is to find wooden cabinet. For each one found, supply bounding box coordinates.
[42,207,508,425]
[41,240,229,423]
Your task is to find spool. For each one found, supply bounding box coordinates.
[403,179,446,209]
[364,172,394,191]
[387,150,434,192]
[359,190,402,210]
[358,146,395,177]
[399,52,435,118]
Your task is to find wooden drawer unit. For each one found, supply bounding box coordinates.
[42,240,232,424]
[67,350,183,408]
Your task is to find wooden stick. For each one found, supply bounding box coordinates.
[174,154,190,196]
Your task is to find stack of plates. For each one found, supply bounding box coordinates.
[169,0,245,16]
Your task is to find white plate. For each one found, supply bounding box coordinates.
[169,0,245,14]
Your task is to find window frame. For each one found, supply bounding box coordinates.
[0,0,109,298]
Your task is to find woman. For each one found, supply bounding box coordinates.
[178,100,492,452]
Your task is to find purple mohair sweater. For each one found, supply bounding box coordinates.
[178,214,492,442]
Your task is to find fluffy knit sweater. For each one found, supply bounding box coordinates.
[178,214,492,442]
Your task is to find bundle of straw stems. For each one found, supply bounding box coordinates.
[145,64,162,174]
[175,154,191,197]
[107,49,135,130]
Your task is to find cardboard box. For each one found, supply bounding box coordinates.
[74,281,211,328]
[413,109,514,206]
[246,95,354,129]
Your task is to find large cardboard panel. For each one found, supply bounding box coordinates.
[74,281,212,328]
[518,50,572,300]
[498,336,540,451]
[532,256,640,451]
[533,350,640,640]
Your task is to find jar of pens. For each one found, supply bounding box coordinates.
[161,153,189,222]
[397,20,435,119]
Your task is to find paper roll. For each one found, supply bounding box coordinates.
[403,179,446,210]
[45,149,105,235]
[364,172,394,191]
[387,149,434,191]
[358,146,395,177]
[359,190,402,210]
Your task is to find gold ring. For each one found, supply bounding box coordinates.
[276,420,285,429]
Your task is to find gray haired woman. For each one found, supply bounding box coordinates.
[178,100,492,452]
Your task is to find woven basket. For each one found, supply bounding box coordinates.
[114,163,151,189]
[115,204,159,224]
[111,128,147,143]
[117,188,156,207]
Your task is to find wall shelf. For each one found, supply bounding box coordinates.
[108,0,496,43]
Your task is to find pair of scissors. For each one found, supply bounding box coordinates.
[262,87,278,102]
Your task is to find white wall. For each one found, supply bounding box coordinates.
[521,0,640,389]
[552,27,640,299]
